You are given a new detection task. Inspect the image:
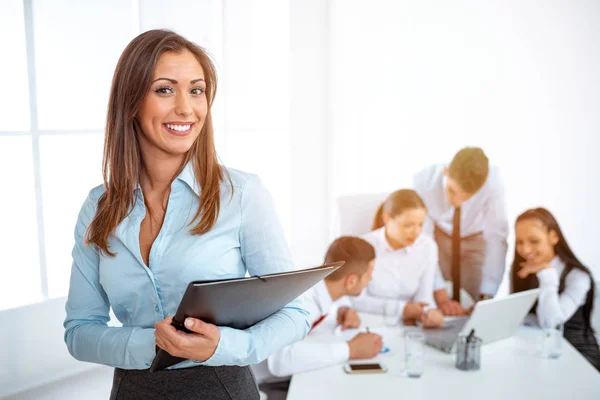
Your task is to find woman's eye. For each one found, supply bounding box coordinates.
[154,86,173,94]
[191,88,204,95]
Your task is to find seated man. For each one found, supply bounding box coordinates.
[258,236,383,400]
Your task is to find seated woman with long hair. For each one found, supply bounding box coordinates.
[511,208,600,371]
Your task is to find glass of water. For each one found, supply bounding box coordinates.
[384,302,398,327]
[404,331,425,378]
[540,323,563,359]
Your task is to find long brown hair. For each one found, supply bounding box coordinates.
[372,189,426,230]
[511,208,595,333]
[87,29,228,255]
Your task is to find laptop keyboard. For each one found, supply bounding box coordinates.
[424,317,468,352]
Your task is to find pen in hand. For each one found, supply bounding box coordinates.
[366,327,370,334]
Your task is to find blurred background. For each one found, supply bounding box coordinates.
[0,0,599,398]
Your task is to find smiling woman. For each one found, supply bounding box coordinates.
[137,52,208,159]
[511,208,600,371]
[62,29,309,400]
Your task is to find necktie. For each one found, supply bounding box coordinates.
[452,206,461,302]
[310,314,328,332]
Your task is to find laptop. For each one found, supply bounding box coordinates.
[423,289,540,353]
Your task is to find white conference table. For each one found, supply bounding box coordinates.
[287,313,600,400]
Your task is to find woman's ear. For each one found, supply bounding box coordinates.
[382,213,391,225]
[549,229,559,246]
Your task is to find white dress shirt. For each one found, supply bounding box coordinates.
[265,280,350,378]
[535,257,592,328]
[351,228,438,317]
[413,163,509,295]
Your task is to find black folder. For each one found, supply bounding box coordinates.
[150,261,343,372]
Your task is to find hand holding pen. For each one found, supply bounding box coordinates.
[347,326,383,360]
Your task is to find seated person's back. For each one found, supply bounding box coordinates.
[258,236,383,400]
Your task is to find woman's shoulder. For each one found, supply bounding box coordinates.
[87,184,107,201]
[360,228,382,245]
[219,167,273,205]
[77,184,106,211]
[72,184,106,227]
[220,166,258,190]
[415,234,437,254]
[564,266,592,290]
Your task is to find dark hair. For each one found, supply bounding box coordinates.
[87,29,229,255]
[324,236,375,282]
[511,208,595,333]
[372,189,426,230]
[448,147,489,194]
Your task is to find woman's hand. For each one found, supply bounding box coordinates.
[154,316,221,362]
[518,261,552,279]
[403,302,429,320]
[421,309,444,328]
[337,307,361,330]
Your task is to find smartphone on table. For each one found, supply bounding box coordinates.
[343,362,387,374]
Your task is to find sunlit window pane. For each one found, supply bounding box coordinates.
[40,134,104,298]
[0,137,41,310]
[0,0,30,131]
[32,0,137,130]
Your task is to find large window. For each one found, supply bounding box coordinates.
[1,0,42,311]
[0,0,133,309]
[0,0,293,311]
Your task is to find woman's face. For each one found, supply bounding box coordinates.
[515,218,558,265]
[137,50,208,159]
[384,207,427,247]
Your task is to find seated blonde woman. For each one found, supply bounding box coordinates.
[351,189,444,328]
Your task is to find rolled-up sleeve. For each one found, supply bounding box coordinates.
[203,175,309,366]
[63,193,155,369]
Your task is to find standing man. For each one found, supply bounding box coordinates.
[413,147,508,315]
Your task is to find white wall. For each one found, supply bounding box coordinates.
[220,0,292,240]
[329,0,600,287]
[289,0,333,267]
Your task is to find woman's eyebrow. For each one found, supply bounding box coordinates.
[151,77,205,84]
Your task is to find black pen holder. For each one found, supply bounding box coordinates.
[455,335,481,371]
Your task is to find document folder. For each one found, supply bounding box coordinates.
[150,261,343,372]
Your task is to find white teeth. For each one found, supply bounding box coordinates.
[166,124,191,131]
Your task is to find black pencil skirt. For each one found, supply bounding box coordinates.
[110,365,260,400]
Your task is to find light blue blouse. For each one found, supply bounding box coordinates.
[64,164,309,369]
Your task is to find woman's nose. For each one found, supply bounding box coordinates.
[175,93,193,116]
